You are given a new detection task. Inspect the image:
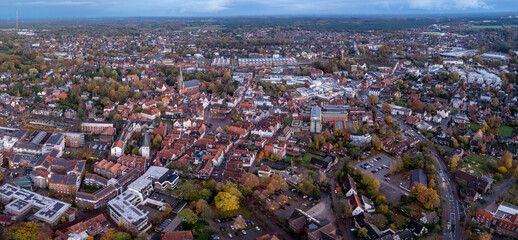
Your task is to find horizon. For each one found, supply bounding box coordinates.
[1,0,518,20]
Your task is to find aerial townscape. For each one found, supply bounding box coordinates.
[0,5,517,240]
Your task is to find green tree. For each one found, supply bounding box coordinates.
[358,227,368,238]
[178,209,198,224]
[113,232,132,240]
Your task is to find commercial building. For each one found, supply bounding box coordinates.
[310,106,322,133]
[0,184,71,226]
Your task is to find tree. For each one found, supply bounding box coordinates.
[233,215,246,229]
[498,166,508,174]
[372,214,387,229]
[367,95,379,104]
[503,150,513,169]
[199,188,212,201]
[242,173,260,189]
[195,199,212,219]
[411,183,440,210]
[357,227,368,238]
[361,173,380,196]
[411,98,424,111]
[214,192,240,212]
[448,155,460,170]
[3,221,40,240]
[100,228,117,240]
[178,209,198,224]
[152,134,162,149]
[479,232,492,240]
[371,134,383,150]
[113,232,132,240]
[179,181,202,201]
[382,102,392,113]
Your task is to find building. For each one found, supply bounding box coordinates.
[0,184,71,226]
[411,169,427,188]
[81,123,114,134]
[55,213,110,240]
[310,106,322,133]
[140,133,151,158]
[108,191,151,233]
[107,167,177,233]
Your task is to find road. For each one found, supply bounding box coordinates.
[329,177,353,239]
[393,115,462,240]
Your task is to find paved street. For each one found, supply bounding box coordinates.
[390,112,462,240]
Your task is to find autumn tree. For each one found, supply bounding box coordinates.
[503,150,513,169]
[367,95,379,104]
[448,155,460,171]
[100,228,117,240]
[242,173,260,189]
[233,215,246,229]
[411,183,440,210]
[382,102,393,113]
[195,199,212,219]
[152,134,162,149]
[371,134,383,150]
[3,221,41,240]
[178,208,198,224]
[214,192,240,212]
[411,98,424,111]
[479,232,492,240]
[361,173,380,196]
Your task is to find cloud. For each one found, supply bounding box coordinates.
[17,1,96,6]
[407,0,489,10]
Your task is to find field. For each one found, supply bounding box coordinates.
[471,25,503,29]
[301,153,324,168]
[498,126,514,137]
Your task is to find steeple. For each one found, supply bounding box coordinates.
[177,66,183,93]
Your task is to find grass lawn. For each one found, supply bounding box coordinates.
[498,126,514,137]
[469,124,481,132]
[301,153,324,168]
[471,25,503,29]
[81,185,101,194]
[396,100,407,107]
[214,206,251,219]
[464,154,495,177]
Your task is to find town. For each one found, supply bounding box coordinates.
[0,15,517,240]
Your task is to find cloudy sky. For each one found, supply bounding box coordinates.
[0,0,516,19]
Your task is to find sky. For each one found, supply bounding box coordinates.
[0,0,517,19]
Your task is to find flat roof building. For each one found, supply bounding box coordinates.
[0,184,71,226]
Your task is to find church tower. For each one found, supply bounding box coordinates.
[177,67,184,94]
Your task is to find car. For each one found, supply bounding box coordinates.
[230,225,235,230]
[256,226,261,231]
[384,174,389,177]
[241,230,247,235]
[227,233,233,238]
[286,203,291,206]
[212,235,220,239]
[385,178,390,181]
[280,206,285,210]
[351,228,357,231]
[303,195,308,199]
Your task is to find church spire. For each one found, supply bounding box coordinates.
[177,66,184,93]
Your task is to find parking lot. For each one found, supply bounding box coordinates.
[210,217,264,239]
[354,153,409,202]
